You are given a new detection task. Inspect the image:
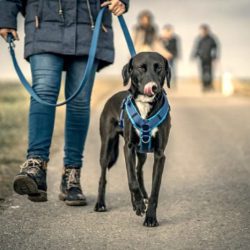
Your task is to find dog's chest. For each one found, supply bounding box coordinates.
[135,96,158,137]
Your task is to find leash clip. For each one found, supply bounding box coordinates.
[7,33,15,49]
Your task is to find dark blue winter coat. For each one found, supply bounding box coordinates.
[0,0,130,70]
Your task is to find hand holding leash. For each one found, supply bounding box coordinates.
[101,0,126,16]
[0,28,19,42]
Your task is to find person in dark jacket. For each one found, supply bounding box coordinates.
[192,24,219,91]
[161,24,180,86]
[0,0,129,206]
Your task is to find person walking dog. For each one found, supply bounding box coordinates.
[0,0,129,206]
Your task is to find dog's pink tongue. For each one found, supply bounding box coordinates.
[144,84,154,96]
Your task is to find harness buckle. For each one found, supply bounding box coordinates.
[140,134,151,144]
[141,124,150,132]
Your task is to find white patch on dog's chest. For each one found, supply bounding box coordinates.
[135,95,159,137]
[135,101,151,119]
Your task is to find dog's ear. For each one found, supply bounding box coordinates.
[122,58,133,86]
[165,60,171,88]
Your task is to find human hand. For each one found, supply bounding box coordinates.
[0,28,19,42]
[101,0,126,16]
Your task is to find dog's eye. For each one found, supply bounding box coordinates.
[138,65,147,72]
[154,63,162,72]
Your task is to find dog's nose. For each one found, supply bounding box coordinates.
[144,82,158,97]
[152,85,158,93]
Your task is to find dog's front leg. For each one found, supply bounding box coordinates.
[124,143,146,216]
[143,150,166,227]
[136,152,148,200]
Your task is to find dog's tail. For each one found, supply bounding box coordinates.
[100,134,120,169]
[107,134,120,169]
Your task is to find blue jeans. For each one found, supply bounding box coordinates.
[27,53,98,168]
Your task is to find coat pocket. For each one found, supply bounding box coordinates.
[24,0,43,25]
[36,0,64,24]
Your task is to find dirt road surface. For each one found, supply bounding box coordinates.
[0,79,249,250]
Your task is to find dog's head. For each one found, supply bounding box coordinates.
[122,52,171,98]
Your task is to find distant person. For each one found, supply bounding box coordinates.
[133,11,172,59]
[133,10,157,52]
[161,24,181,86]
[192,24,219,91]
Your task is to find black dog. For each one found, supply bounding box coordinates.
[94,52,171,227]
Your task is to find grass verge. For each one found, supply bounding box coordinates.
[0,83,65,203]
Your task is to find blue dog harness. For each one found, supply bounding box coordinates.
[120,94,170,153]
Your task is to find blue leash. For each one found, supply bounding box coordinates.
[6,7,136,107]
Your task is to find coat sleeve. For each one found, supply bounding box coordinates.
[191,37,201,59]
[211,36,219,60]
[121,0,129,12]
[176,36,181,59]
[0,0,24,29]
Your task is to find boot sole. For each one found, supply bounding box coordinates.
[13,175,47,202]
[58,193,87,206]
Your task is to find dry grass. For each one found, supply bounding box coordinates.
[0,83,65,200]
[0,84,28,199]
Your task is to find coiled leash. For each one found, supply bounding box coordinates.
[6,7,136,107]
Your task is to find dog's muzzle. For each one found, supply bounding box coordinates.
[144,82,158,97]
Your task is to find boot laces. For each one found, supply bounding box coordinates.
[20,159,43,172]
[67,169,81,189]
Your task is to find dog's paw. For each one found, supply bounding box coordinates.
[143,216,159,227]
[94,201,107,212]
[133,199,146,216]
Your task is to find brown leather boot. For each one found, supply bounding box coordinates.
[59,167,87,206]
[13,158,48,202]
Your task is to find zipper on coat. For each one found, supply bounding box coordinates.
[87,0,108,32]
[35,16,39,29]
[35,0,44,29]
[86,0,95,30]
[58,0,64,21]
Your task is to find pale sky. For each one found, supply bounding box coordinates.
[0,0,249,81]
